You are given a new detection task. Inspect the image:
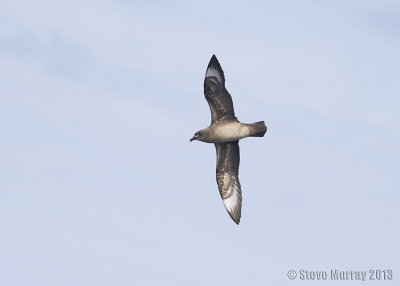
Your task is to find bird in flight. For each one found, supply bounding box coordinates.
[190,55,267,224]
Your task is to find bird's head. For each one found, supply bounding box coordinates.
[190,131,203,142]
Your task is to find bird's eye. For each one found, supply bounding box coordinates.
[198,132,202,136]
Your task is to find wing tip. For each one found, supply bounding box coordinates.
[232,215,241,225]
[205,54,225,84]
[209,54,218,65]
[223,195,242,225]
[228,209,241,225]
[207,54,222,71]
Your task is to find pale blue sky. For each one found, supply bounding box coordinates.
[1,1,399,285]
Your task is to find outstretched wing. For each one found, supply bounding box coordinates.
[215,141,242,224]
[204,55,237,124]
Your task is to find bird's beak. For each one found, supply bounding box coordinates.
[190,136,196,142]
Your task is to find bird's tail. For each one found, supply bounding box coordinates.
[249,121,267,137]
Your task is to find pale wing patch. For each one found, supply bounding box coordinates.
[205,67,223,84]
[221,174,242,224]
[215,142,241,224]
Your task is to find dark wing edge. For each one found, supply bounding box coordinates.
[204,55,237,123]
[215,141,242,224]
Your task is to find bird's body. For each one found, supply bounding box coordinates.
[196,121,266,143]
[210,122,250,142]
[190,55,267,224]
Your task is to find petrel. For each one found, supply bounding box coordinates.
[190,55,267,224]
